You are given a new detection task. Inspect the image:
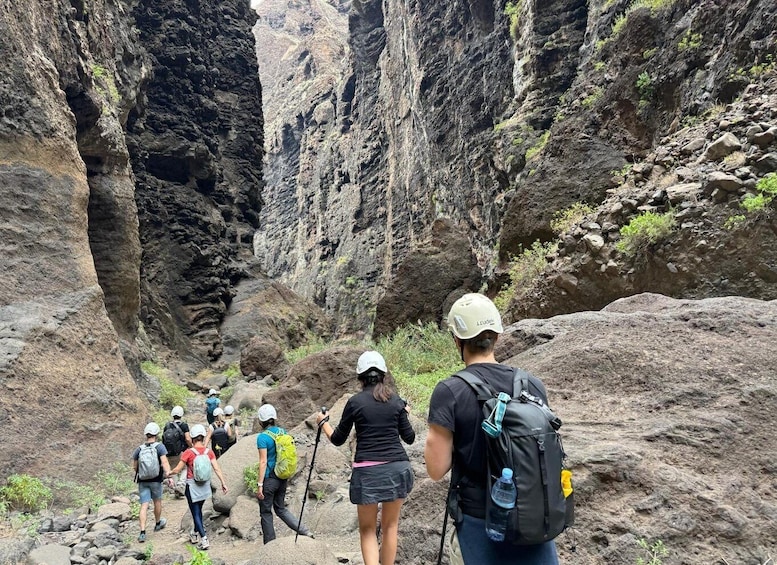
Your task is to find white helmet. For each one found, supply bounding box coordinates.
[224,405,235,415]
[190,424,206,439]
[170,406,184,418]
[357,351,387,375]
[213,407,224,417]
[144,422,160,436]
[447,293,504,340]
[257,404,277,422]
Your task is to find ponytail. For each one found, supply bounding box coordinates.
[358,369,393,402]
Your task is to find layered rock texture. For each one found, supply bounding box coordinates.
[0,0,149,481]
[255,0,777,334]
[128,0,264,362]
[0,0,264,481]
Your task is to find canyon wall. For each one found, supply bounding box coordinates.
[255,0,777,335]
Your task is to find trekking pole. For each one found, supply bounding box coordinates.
[296,407,329,543]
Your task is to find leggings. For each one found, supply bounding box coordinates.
[185,485,206,537]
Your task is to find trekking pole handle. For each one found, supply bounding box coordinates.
[318,407,329,426]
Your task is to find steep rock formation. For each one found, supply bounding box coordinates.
[0,0,149,481]
[255,0,518,334]
[127,0,263,362]
[256,0,777,335]
[504,75,777,322]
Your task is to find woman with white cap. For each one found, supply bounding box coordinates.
[316,351,415,565]
[205,388,221,425]
[168,424,228,550]
[255,403,314,543]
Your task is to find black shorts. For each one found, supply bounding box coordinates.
[349,460,414,505]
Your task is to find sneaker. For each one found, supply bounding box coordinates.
[199,536,210,550]
[137,532,146,543]
[300,529,315,539]
[154,518,167,532]
[189,530,199,544]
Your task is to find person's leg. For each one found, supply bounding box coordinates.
[378,498,405,565]
[184,485,206,538]
[137,483,151,540]
[356,504,380,565]
[272,479,309,534]
[259,476,279,544]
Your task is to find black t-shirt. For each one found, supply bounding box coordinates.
[331,386,416,463]
[427,363,549,514]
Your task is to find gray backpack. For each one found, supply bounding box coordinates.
[454,369,572,545]
[137,443,161,481]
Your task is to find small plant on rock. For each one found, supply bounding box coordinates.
[740,173,777,213]
[636,537,668,565]
[616,210,675,255]
[494,241,557,312]
[636,71,654,100]
[243,463,260,496]
[526,131,550,161]
[678,29,702,51]
[185,546,213,565]
[504,1,523,41]
[550,203,595,234]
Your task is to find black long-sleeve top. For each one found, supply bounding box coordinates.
[330,386,415,463]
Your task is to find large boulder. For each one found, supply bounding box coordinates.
[261,347,364,428]
[212,433,261,513]
[239,535,339,565]
[240,336,289,380]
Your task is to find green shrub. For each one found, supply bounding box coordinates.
[740,173,777,213]
[616,211,675,255]
[678,30,702,51]
[159,376,190,409]
[550,203,595,234]
[223,362,241,379]
[724,214,746,230]
[285,335,329,365]
[141,360,165,378]
[636,71,654,100]
[526,131,550,161]
[582,87,604,109]
[96,462,136,497]
[0,475,52,512]
[636,538,668,565]
[504,1,523,41]
[377,323,462,414]
[186,545,213,565]
[243,463,260,496]
[494,241,557,312]
[643,48,657,59]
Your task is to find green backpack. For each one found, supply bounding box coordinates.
[266,429,298,480]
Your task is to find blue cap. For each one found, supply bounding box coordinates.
[501,468,513,480]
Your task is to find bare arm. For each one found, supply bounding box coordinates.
[424,424,454,481]
[257,448,268,500]
[211,458,228,492]
[184,432,193,448]
[160,454,171,476]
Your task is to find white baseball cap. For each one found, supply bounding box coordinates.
[190,424,206,439]
[257,404,277,422]
[208,388,220,396]
[171,406,184,418]
[224,405,235,415]
[213,407,224,417]
[144,422,160,436]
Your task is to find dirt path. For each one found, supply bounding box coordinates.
[127,493,264,563]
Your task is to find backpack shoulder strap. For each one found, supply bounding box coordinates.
[512,367,532,397]
[265,429,277,441]
[172,422,183,433]
[454,370,497,402]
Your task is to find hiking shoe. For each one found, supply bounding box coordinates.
[154,518,167,532]
[300,529,315,539]
[199,536,210,550]
[137,532,146,543]
[189,530,199,544]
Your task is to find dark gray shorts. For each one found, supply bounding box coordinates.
[349,460,414,505]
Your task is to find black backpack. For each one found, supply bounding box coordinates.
[453,368,573,545]
[211,422,230,456]
[162,422,186,456]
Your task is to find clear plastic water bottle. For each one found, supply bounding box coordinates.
[485,468,516,542]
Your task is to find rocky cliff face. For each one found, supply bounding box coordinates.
[255,0,777,334]
[127,0,263,363]
[0,0,149,481]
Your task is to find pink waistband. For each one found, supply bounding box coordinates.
[353,460,389,468]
